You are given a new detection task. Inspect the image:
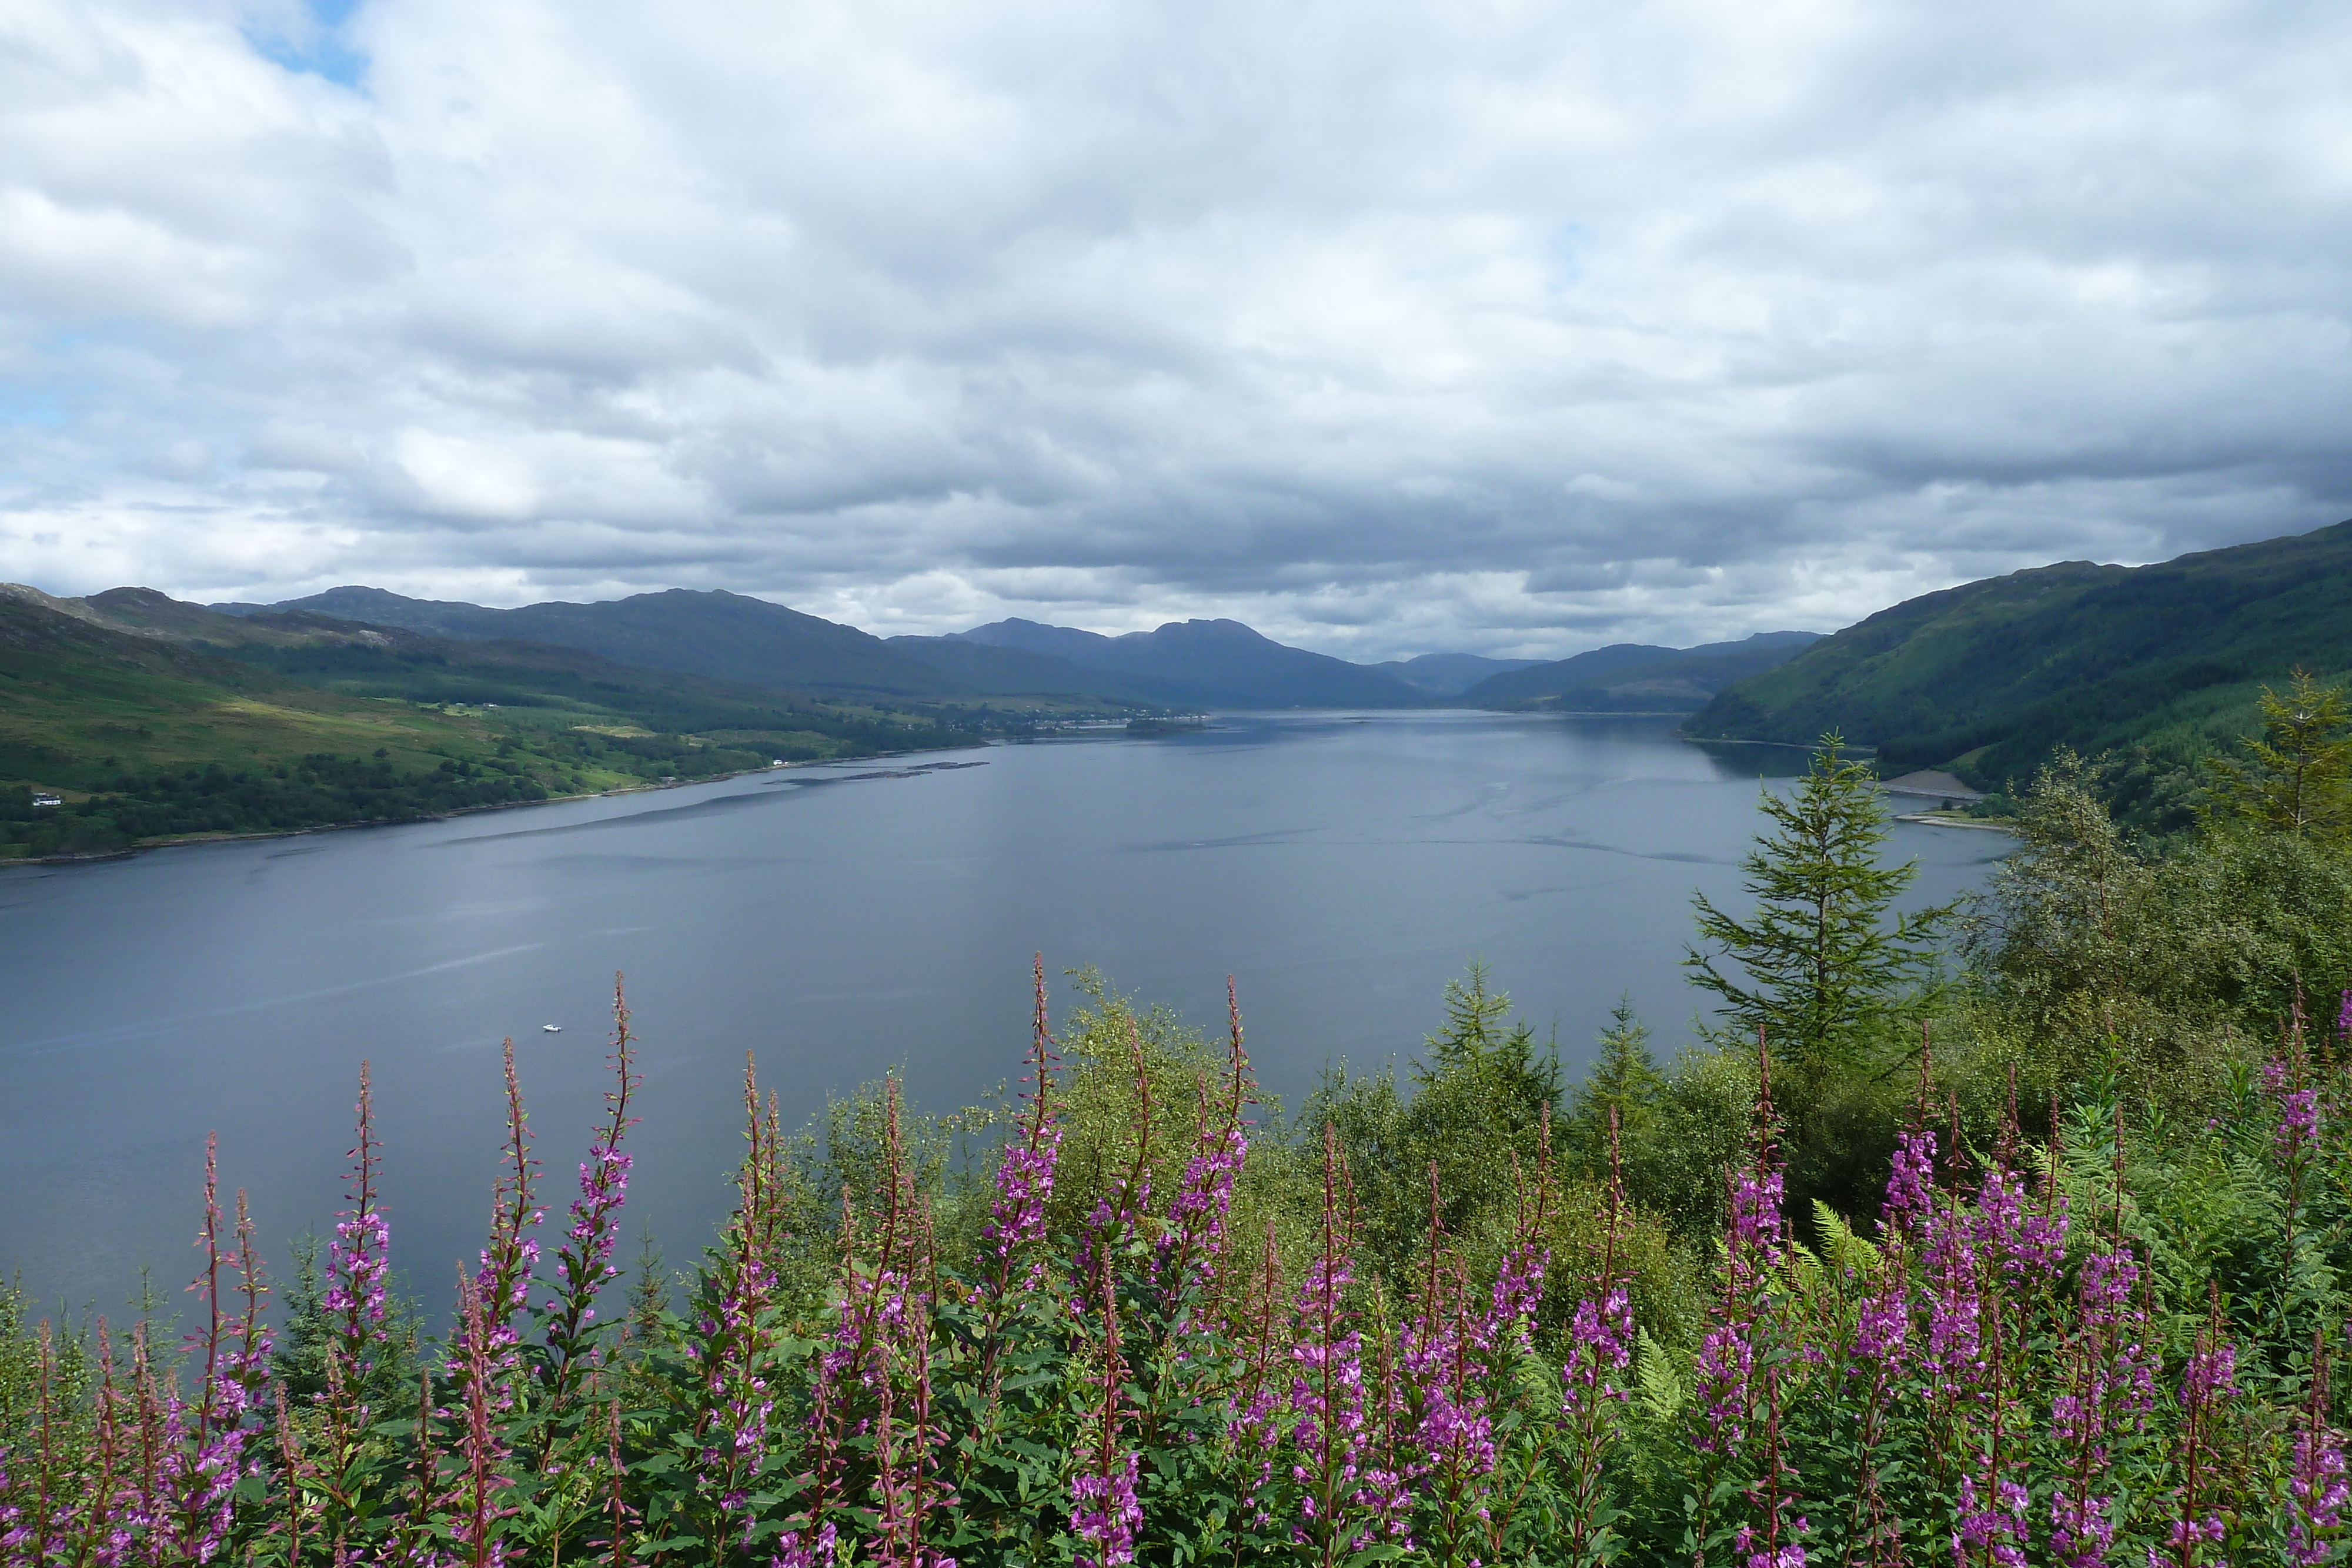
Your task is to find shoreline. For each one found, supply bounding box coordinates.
[0,741,985,868]
[1895,811,2016,832]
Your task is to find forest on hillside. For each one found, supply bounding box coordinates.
[11,677,2352,1562]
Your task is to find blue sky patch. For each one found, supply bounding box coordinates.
[245,0,368,88]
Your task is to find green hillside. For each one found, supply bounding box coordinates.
[1685,519,2352,811]
[0,587,974,859]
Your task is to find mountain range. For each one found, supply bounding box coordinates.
[221,589,1748,713]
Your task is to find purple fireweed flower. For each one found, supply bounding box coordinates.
[1562,1283,1632,1415]
[1155,1120,1246,1301]
[544,979,642,1374]
[2268,1052,2322,1161]
[2050,1492,2117,1568]
[1486,1239,1549,1355]
[1693,1319,1757,1452]
[1289,1251,1372,1495]
[2181,1336,2236,1408]
[1910,1191,1985,1403]
[160,1154,274,1566]
[1230,1378,1283,1531]
[698,1256,781,1546]
[567,1144,634,1286]
[2289,1422,2349,1566]
[323,1206,390,1332]
[2151,1516,2226,1564]
[1288,1129,1411,1553]
[772,1520,838,1568]
[982,1126,1062,1293]
[466,1041,544,1393]
[156,1402,245,1564]
[1403,1310,1495,1494]
[1953,1474,2029,1568]
[2047,1243,2153,1568]
[1735,1522,1808,1568]
[1883,1126,1937,1232]
[1729,1164,1788,1274]
[445,1275,519,1568]
[324,1065,391,1378]
[0,1447,21,1559]
[1853,1286,1908,1365]
[1970,1165,2067,1292]
[1694,1159,1785,1453]
[2146,1326,2237,1568]
[1070,1452,1142,1568]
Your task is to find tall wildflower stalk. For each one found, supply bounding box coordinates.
[449,1271,518,1568]
[1558,1106,1629,1566]
[1071,1271,1142,1568]
[981,959,1063,1316]
[2048,1104,2150,1567]
[1846,1048,1938,1564]
[163,1141,271,1563]
[2156,1290,2239,1566]
[1404,1164,1492,1563]
[2287,1329,2348,1564]
[2269,1008,2321,1353]
[472,1039,544,1383]
[317,1061,392,1557]
[537,975,640,1453]
[1689,1032,1802,1566]
[688,1054,790,1550]
[1289,1124,1402,1564]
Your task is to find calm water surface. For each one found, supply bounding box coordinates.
[0,711,2006,1316]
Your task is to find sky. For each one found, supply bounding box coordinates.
[2,0,2348,661]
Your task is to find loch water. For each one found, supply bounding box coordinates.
[0,711,2007,1317]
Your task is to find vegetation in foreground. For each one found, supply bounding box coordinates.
[12,689,2352,1563]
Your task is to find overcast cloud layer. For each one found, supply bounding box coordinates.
[2,0,2348,658]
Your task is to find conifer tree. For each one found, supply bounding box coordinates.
[2205,667,2352,844]
[1561,995,1664,1181]
[1683,734,1948,1075]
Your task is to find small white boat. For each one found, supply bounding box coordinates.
[543,1024,563,1034]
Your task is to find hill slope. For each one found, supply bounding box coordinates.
[1461,633,1822,711]
[1369,653,1545,697]
[1684,519,2352,791]
[224,587,965,700]
[883,636,1185,705]
[0,587,972,857]
[950,617,1422,707]
[0,590,570,855]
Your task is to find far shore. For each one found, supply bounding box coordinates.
[1895,811,2016,833]
[0,741,990,868]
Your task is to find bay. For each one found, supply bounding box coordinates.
[0,711,2006,1319]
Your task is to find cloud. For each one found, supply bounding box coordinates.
[1,0,2348,657]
